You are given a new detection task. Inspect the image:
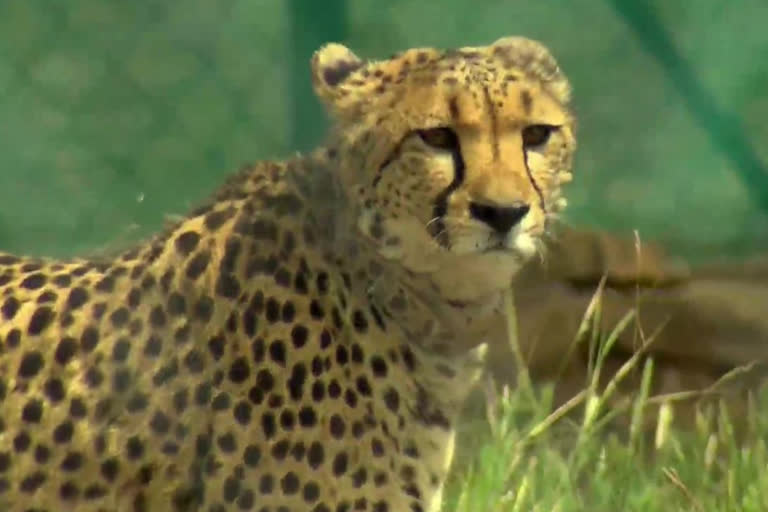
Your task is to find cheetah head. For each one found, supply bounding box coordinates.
[312,37,576,302]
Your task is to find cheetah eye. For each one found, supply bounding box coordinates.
[417,127,459,151]
[522,124,556,148]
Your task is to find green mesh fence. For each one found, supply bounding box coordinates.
[1,0,766,261]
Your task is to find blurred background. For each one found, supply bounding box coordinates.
[0,0,767,263]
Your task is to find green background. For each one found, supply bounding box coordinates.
[1,0,766,261]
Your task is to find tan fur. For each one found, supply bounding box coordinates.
[0,36,574,511]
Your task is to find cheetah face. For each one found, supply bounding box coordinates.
[312,37,575,284]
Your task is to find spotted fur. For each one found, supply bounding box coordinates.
[0,36,575,511]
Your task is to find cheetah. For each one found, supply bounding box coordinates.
[0,36,575,511]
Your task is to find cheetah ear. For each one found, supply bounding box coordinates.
[492,36,571,104]
[311,43,367,115]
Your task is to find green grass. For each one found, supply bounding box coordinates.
[444,285,768,511]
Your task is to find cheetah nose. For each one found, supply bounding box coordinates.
[468,201,530,233]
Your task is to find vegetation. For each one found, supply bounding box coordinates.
[445,285,768,511]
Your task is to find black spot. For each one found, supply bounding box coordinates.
[265,297,280,323]
[216,273,240,299]
[243,444,261,467]
[269,340,286,366]
[212,392,231,411]
[223,475,240,503]
[261,413,277,439]
[322,59,363,86]
[259,474,274,494]
[204,207,235,231]
[125,436,145,459]
[65,287,89,310]
[401,345,416,371]
[371,356,388,377]
[1,297,19,320]
[351,467,367,488]
[91,302,107,320]
[303,481,320,503]
[279,409,295,430]
[217,432,237,453]
[126,391,149,412]
[27,306,54,335]
[85,366,104,388]
[100,457,120,482]
[18,351,44,378]
[184,349,205,373]
[271,439,290,460]
[351,344,364,364]
[307,441,324,469]
[21,272,47,290]
[81,326,100,352]
[186,251,211,279]
[294,272,309,294]
[112,338,131,362]
[229,357,250,383]
[329,414,345,439]
[288,363,307,401]
[256,369,275,392]
[237,489,255,510]
[59,481,81,501]
[34,444,50,463]
[109,307,130,328]
[13,431,31,452]
[144,335,163,358]
[5,328,20,349]
[274,267,292,288]
[193,296,214,322]
[149,305,167,328]
[298,406,317,427]
[291,324,309,348]
[167,292,186,316]
[194,382,212,406]
[150,411,171,435]
[127,287,142,308]
[311,381,325,401]
[175,231,201,255]
[20,471,46,493]
[53,421,74,443]
[242,308,257,337]
[383,388,400,412]
[36,289,58,304]
[281,301,296,322]
[332,452,348,476]
[371,438,385,457]
[309,300,324,320]
[208,335,226,361]
[69,398,87,418]
[52,273,72,287]
[21,399,43,423]
[319,329,332,348]
[61,451,83,471]
[280,471,300,495]
[94,274,115,293]
[344,389,358,408]
[356,376,372,396]
[83,484,108,500]
[233,401,252,426]
[46,338,71,367]
[311,356,324,377]
[174,325,191,345]
[173,389,188,414]
[335,345,349,365]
